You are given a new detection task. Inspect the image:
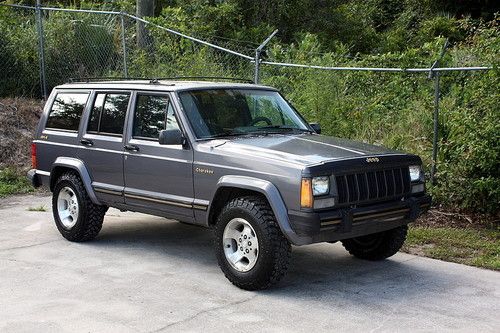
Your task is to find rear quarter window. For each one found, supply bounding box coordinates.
[45,92,89,131]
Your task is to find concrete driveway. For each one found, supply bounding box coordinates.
[1,194,499,333]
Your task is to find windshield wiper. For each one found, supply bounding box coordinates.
[254,125,313,134]
[199,131,253,140]
[199,126,312,141]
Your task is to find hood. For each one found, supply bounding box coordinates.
[207,134,402,166]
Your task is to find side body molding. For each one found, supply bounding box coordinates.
[210,175,312,245]
[51,157,101,205]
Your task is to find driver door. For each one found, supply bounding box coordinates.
[123,92,194,221]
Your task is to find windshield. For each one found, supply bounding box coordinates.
[178,89,310,139]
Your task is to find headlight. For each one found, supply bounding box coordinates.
[409,165,423,182]
[312,176,330,196]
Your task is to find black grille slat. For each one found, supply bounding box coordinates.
[335,167,411,206]
[336,176,347,204]
[357,173,368,201]
[344,175,350,203]
[402,168,411,193]
[394,168,403,194]
[385,170,395,196]
[367,172,377,199]
[346,174,356,202]
[377,171,387,197]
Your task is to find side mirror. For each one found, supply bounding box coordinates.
[310,123,321,134]
[159,129,184,145]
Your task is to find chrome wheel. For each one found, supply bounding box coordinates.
[57,186,79,229]
[223,218,259,272]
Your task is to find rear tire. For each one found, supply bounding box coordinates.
[214,196,291,290]
[341,225,408,261]
[52,172,107,242]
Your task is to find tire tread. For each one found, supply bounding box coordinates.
[52,172,107,242]
[215,196,291,290]
[341,225,408,261]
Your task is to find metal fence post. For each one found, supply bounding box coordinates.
[35,0,47,99]
[431,72,440,184]
[254,49,261,84]
[254,30,278,84]
[428,39,449,184]
[120,13,128,78]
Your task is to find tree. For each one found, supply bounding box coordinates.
[136,0,155,48]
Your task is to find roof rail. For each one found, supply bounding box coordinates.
[156,76,254,84]
[68,77,150,83]
[67,76,254,84]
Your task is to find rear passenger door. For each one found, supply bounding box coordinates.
[78,91,131,204]
[123,92,194,220]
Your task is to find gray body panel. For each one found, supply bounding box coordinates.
[30,80,431,245]
[78,133,125,204]
[123,138,195,221]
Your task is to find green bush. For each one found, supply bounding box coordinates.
[0,2,497,215]
[0,7,121,96]
[0,168,33,198]
[0,6,39,96]
[261,27,499,214]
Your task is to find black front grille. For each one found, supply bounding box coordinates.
[335,167,411,205]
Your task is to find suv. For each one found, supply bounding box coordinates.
[28,79,430,290]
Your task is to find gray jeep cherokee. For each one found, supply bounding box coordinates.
[28,79,431,290]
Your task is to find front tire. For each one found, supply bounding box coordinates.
[341,225,408,261]
[214,196,291,290]
[52,172,107,242]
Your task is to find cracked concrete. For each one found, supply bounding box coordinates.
[1,194,499,332]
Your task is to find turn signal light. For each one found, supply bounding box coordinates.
[300,178,313,209]
[31,143,37,169]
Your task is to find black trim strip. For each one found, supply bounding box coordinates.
[192,204,208,211]
[320,207,410,229]
[94,187,122,196]
[124,193,208,211]
[321,219,342,227]
[353,208,409,222]
[93,186,209,211]
[125,193,192,208]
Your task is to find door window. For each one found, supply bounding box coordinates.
[133,94,179,140]
[87,93,130,136]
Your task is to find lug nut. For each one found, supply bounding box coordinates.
[239,238,242,242]
[244,235,247,239]
[248,241,252,246]
[245,249,249,253]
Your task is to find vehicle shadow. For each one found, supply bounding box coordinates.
[92,215,450,301]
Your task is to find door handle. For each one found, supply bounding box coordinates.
[80,138,94,147]
[124,144,140,152]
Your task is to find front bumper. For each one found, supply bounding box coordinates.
[288,194,431,244]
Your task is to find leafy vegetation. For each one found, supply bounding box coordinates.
[404,226,500,270]
[0,168,33,198]
[27,205,47,211]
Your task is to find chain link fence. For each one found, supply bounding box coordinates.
[0,5,40,97]
[0,4,255,99]
[121,14,254,81]
[0,4,495,186]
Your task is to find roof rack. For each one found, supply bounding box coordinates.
[156,76,254,84]
[67,77,146,83]
[67,76,254,84]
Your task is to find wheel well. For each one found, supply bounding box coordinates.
[208,187,267,226]
[50,166,78,191]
